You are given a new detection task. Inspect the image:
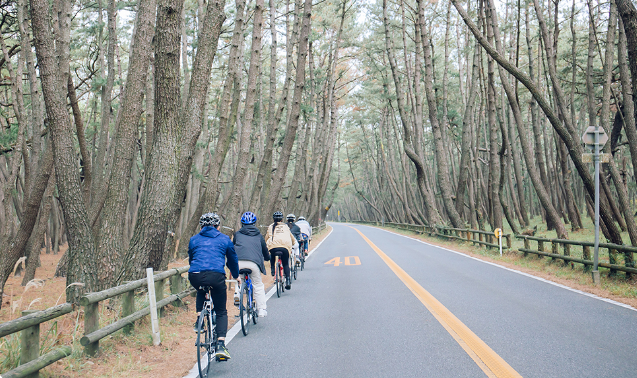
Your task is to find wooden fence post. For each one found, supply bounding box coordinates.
[122,291,135,335]
[146,268,161,346]
[523,238,530,257]
[170,274,183,307]
[538,240,544,258]
[20,310,40,378]
[505,235,511,249]
[609,248,618,276]
[551,242,558,262]
[155,278,165,317]
[583,246,591,272]
[83,302,99,356]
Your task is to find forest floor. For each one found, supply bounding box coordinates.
[0,225,332,378]
[363,218,637,309]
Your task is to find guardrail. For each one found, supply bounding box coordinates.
[350,221,511,250]
[0,266,193,377]
[516,235,637,275]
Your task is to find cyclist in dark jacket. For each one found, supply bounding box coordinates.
[188,212,238,361]
[286,214,301,266]
[286,213,302,241]
[232,211,270,317]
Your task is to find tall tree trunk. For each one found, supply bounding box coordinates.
[176,0,244,259]
[91,0,118,206]
[420,4,463,228]
[30,0,98,302]
[94,0,157,289]
[263,0,313,217]
[223,0,264,227]
[456,44,479,218]
[122,0,186,279]
[22,174,55,285]
[615,0,637,131]
[618,16,637,187]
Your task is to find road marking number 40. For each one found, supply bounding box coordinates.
[324,256,361,266]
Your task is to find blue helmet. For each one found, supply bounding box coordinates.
[241,211,257,225]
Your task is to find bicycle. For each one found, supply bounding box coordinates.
[238,268,258,336]
[273,251,285,297]
[195,286,221,378]
[299,234,308,271]
[291,248,298,280]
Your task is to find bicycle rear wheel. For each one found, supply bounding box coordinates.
[275,261,281,297]
[196,310,214,377]
[300,253,305,271]
[279,262,285,293]
[293,259,297,280]
[240,282,250,336]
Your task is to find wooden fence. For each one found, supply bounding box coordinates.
[350,221,511,250]
[516,235,637,275]
[348,220,636,275]
[0,266,193,378]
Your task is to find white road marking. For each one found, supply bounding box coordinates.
[348,223,637,312]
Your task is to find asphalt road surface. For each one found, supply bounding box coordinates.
[188,223,637,378]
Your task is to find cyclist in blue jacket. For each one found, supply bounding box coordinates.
[188,212,239,361]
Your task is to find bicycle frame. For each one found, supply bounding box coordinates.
[242,273,253,310]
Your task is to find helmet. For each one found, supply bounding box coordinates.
[200,212,220,227]
[241,211,257,225]
[286,214,296,222]
[273,211,283,221]
[298,216,305,221]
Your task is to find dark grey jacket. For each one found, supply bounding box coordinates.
[287,222,301,241]
[233,225,270,274]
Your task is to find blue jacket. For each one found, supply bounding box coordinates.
[188,226,239,278]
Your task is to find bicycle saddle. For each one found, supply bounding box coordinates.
[239,268,252,275]
[198,285,214,292]
[272,251,283,256]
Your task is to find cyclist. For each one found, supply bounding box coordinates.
[296,216,312,256]
[286,214,301,264]
[232,211,270,317]
[188,212,238,361]
[266,211,298,290]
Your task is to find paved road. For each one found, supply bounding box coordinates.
[192,223,637,378]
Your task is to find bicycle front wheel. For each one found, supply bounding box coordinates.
[240,283,250,336]
[196,311,214,377]
[251,288,258,325]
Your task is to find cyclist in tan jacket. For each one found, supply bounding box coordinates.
[265,211,298,290]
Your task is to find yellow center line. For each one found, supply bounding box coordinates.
[349,226,522,378]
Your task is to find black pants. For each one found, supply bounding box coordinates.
[188,271,228,338]
[270,247,290,279]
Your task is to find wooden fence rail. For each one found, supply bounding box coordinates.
[346,220,636,276]
[517,235,637,275]
[0,266,192,378]
[350,221,511,251]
